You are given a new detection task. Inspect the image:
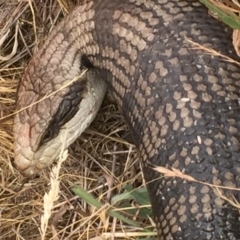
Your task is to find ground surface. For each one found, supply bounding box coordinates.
[0,0,239,239]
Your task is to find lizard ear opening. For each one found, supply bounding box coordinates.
[39,78,87,147]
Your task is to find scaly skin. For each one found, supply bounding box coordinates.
[14,0,240,239]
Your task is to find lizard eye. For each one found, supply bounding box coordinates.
[38,79,87,147]
[41,127,54,145]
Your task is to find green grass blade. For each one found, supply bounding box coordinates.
[200,0,240,29]
[72,187,102,208]
[72,186,141,227]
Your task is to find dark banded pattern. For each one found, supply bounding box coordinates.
[14,1,240,239]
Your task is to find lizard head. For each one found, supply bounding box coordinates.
[13,67,107,177]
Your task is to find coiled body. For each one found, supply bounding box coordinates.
[14,0,240,239]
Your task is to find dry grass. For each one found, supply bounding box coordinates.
[1,0,240,239]
[0,1,153,239]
